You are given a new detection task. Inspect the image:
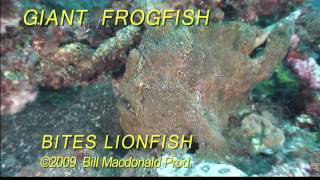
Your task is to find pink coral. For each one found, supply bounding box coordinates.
[290,34,300,49]
[1,77,38,115]
[288,57,320,90]
[243,8,257,22]
[255,0,279,17]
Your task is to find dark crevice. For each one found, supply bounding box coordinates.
[187,141,199,154]
[112,64,126,79]
[249,40,268,59]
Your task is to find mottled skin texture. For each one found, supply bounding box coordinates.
[118,21,293,154]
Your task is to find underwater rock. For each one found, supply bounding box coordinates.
[260,160,311,177]
[0,77,38,115]
[224,0,303,25]
[241,113,285,154]
[282,121,319,158]
[306,92,320,117]
[0,0,20,34]
[0,43,40,115]
[118,19,293,154]
[310,152,320,176]
[36,0,112,10]
[167,0,223,10]
[35,25,141,89]
[296,9,320,45]
[295,114,315,129]
[0,21,134,93]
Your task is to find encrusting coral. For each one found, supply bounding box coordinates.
[34,25,141,89]
[241,113,285,154]
[118,18,294,154]
[0,25,141,115]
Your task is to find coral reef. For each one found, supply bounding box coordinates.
[0,76,38,115]
[305,92,320,117]
[118,18,293,154]
[0,2,141,114]
[251,6,319,119]
[282,121,319,158]
[260,160,312,177]
[0,0,21,34]
[1,25,141,92]
[35,0,112,11]
[288,57,320,90]
[295,114,316,129]
[34,25,141,89]
[226,106,319,175]
[224,0,304,25]
[282,7,320,117]
[167,0,223,10]
[241,113,285,154]
[295,9,320,52]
